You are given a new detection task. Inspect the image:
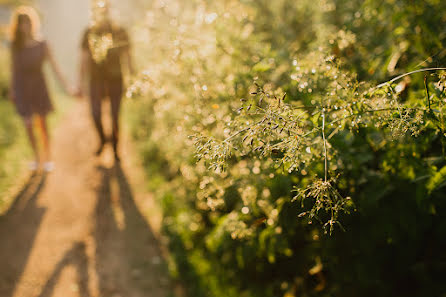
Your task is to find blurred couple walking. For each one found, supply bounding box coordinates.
[8,0,134,172]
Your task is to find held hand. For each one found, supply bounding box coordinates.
[66,85,78,98]
[72,86,85,99]
[60,79,72,97]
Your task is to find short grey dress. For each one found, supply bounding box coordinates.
[11,41,53,117]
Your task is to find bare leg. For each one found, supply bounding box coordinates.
[110,81,123,162]
[36,115,51,162]
[110,94,122,162]
[23,116,39,162]
[90,90,106,156]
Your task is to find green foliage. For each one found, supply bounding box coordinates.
[0,99,25,200]
[0,45,30,212]
[127,0,446,296]
[427,165,446,194]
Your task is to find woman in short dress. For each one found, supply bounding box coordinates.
[9,6,70,171]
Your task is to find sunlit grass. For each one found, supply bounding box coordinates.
[0,99,31,214]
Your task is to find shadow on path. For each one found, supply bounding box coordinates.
[94,163,169,297]
[36,241,90,297]
[0,173,47,297]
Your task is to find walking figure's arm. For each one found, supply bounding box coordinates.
[124,47,135,77]
[76,49,90,98]
[45,42,71,95]
[121,28,135,77]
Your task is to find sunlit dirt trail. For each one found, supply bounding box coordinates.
[0,102,171,297]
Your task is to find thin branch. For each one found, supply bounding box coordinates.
[424,75,431,110]
[375,68,446,89]
[322,113,328,182]
[223,127,251,143]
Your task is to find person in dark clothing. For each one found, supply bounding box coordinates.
[9,6,70,172]
[77,0,134,162]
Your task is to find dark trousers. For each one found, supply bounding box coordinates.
[89,78,123,152]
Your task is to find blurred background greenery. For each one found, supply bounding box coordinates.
[125,0,446,296]
[1,0,446,296]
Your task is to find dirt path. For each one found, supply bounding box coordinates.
[0,102,172,297]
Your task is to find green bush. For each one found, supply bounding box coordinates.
[127,0,446,296]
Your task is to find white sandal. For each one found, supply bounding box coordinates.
[43,161,55,172]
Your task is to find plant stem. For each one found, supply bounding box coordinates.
[424,74,431,110]
[322,113,328,182]
[375,67,446,89]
